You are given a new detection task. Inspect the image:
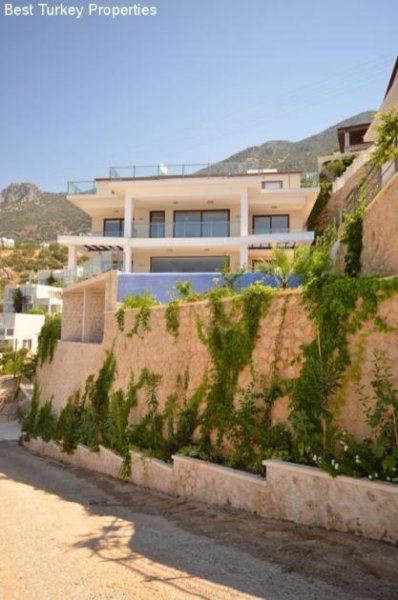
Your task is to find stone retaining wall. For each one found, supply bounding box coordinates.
[24,438,398,544]
[38,289,398,439]
[361,173,398,275]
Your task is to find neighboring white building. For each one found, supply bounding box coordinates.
[0,313,45,353]
[60,162,319,277]
[0,237,15,249]
[3,283,62,315]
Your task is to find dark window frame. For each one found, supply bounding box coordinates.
[252,214,290,234]
[173,209,230,238]
[103,218,124,237]
[149,211,166,238]
[261,180,284,190]
[150,255,230,273]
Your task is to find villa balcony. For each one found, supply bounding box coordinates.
[59,226,314,252]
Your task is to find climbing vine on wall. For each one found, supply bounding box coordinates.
[197,284,274,450]
[290,275,398,463]
[115,293,159,337]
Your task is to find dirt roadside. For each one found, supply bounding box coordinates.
[0,441,397,600]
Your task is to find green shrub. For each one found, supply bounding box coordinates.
[22,382,41,440]
[37,314,62,365]
[36,399,57,442]
[343,210,363,277]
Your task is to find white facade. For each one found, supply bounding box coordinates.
[0,237,15,249]
[60,165,319,277]
[3,283,62,315]
[0,313,45,353]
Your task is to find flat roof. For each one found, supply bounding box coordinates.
[96,170,302,183]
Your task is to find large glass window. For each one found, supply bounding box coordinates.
[150,256,227,273]
[150,211,165,238]
[202,211,229,237]
[253,215,289,234]
[103,219,124,237]
[174,210,229,237]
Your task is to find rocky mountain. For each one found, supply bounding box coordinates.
[217,110,375,172]
[0,183,90,243]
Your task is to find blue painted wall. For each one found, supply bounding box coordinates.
[117,272,301,303]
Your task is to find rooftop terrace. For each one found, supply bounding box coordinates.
[67,161,319,195]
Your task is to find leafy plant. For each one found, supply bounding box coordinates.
[28,307,45,315]
[21,382,41,440]
[342,209,363,277]
[198,283,274,449]
[221,266,245,290]
[1,348,36,399]
[37,314,62,365]
[371,104,398,167]
[165,300,180,337]
[116,292,159,337]
[254,245,301,288]
[361,352,398,480]
[35,399,57,442]
[11,287,26,313]
[56,393,84,453]
[176,280,193,298]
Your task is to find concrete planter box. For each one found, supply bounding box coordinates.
[23,439,398,543]
[24,439,123,480]
[130,451,175,494]
[263,459,398,544]
[173,454,268,513]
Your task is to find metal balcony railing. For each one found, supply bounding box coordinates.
[67,163,319,194]
[79,222,302,240]
[67,180,96,195]
[333,159,398,226]
[109,162,264,180]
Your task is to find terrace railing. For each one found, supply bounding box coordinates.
[333,159,398,226]
[67,164,319,195]
[67,180,96,195]
[81,222,303,239]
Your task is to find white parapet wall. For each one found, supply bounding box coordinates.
[23,439,398,544]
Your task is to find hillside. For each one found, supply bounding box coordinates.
[0,183,90,243]
[217,111,375,172]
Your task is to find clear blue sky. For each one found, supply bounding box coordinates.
[0,0,396,191]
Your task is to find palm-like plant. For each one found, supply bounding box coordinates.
[255,246,302,288]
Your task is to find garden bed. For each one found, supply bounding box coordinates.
[23,438,398,544]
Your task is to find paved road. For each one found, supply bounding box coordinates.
[0,421,21,441]
[0,441,397,600]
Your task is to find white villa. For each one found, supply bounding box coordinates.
[3,283,62,315]
[0,313,45,353]
[0,283,62,354]
[59,163,318,277]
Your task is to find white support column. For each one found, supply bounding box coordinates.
[344,131,350,153]
[240,190,249,237]
[240,244,249,269]
[124,195,134,238]
[124,245,133,273]
[67,245,77,272]
[82,288,88,342]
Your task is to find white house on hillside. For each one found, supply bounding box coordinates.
[0,313,45,353]
[3,283,62,315]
